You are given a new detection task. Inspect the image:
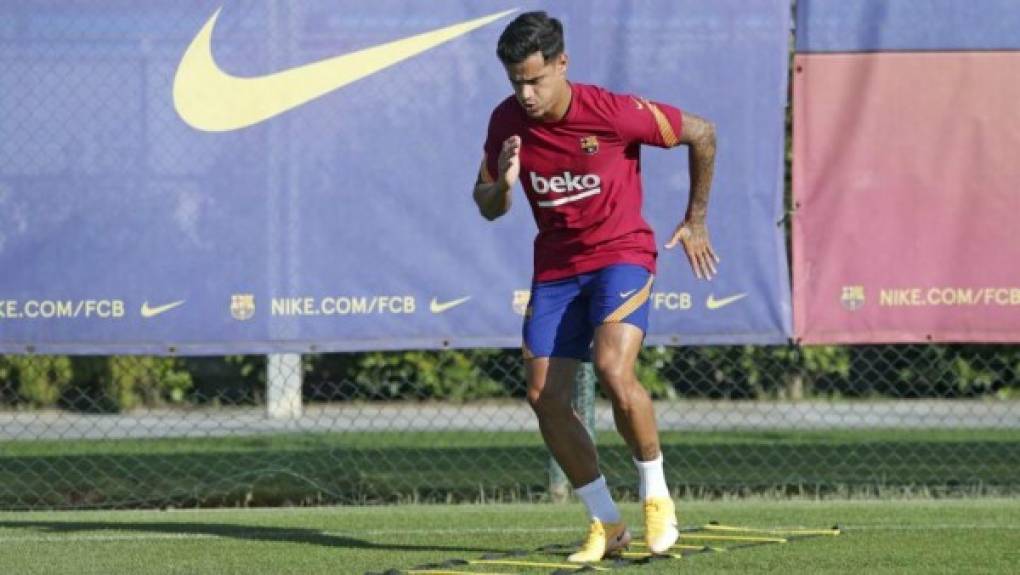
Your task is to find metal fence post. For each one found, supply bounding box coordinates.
[549,362,597,502]
[267,354,303,419]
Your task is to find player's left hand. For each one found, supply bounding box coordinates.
[665,220,719,280]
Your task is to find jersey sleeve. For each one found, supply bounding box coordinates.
[601,90,683,148]
[481,108,503,184]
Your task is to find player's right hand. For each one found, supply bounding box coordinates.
[497,135,521,191]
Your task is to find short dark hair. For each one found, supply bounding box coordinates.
[496,11,564,65]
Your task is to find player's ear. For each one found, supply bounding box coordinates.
[556,52,568,76]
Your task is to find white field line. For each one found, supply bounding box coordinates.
[842,524,1020,531]
[0,533,217,543]
[161,504,559,515]
[0,525,581,544]
[7,498,1006,516]
[0,523,1018,544]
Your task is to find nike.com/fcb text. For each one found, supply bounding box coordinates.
[877,287,1020,307]
[271,296,416,317]
[0,299,125,320]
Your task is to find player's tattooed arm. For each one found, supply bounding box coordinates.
[679,112,716,223]
[664,112,719,280]
[473,135,521,221]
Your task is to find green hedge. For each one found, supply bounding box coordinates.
[1,345,1017,411]
[0,356,191,412]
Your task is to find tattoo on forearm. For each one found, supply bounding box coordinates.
[684,116,716,221]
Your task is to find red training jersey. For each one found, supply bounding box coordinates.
[481,82,683,282]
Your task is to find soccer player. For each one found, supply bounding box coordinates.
[473,12,718,563]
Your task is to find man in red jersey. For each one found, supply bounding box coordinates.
[473,11,718,563]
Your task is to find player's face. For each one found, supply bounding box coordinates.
[504,52,568,120]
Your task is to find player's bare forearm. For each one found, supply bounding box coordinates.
[473,136,521,221]
[681,112,716,223]
[473,179,512,221]
[664,112,719,280]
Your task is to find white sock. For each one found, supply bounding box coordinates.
[575,475,622,524]
[634,453,670,500]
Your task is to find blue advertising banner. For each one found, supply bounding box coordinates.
[797,0,1020,52]
[0,1,792,354]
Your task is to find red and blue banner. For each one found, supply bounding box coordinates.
[793,0,1020,343]
[0,1,792,354]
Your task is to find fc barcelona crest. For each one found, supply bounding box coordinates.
[580,135,599,155]
[231,293,255,321]
[841,285,865,311]
[512,290,531,316]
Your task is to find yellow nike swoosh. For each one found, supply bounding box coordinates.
[706,293,748,310]
[430,296,471,314]
[174,8,516,132]
[141,300,185,318]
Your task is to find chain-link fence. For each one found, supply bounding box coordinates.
[1,2,1017,511]
[1,345,1018,510]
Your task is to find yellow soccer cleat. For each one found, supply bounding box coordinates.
[643,496,680,554]
[567,518,632,563]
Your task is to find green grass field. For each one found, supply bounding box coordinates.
[0,499,1017,574]
[2,429,1018,508]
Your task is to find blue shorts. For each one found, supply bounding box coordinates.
[523,264,654,361]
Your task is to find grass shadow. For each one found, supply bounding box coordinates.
[0,519,499,554]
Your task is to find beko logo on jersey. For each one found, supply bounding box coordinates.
[529,171,602,208]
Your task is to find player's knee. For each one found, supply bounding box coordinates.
[593,359,629,390]
[527,386,571,417]
[595,364,642,409]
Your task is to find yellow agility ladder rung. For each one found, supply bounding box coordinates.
[629,542,721,552]
[470,559,609,571]
[409,571,518,575]
[705,523,841,536]
[681,533,788,543]
[619,551,684,559]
